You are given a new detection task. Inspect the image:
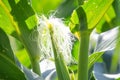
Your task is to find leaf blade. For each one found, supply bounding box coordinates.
[70,0,114,31]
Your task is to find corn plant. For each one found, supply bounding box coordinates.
[0,0,120,80]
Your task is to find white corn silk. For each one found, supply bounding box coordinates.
[37,16,73,64]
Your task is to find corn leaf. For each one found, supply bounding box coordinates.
[88,51,104,69]
[31,0,62,15]
[55,0,77,18]
[0,0,15,34]
[0,0,41,75]
[0,53,26,80]
[0,28,26,80]
[0,28,15,62]
[70,0,114,31]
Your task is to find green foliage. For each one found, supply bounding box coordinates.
[0,0,14,34]
[0,28,15,62]
[0,28,26,80]
[55,0,77,18]
[71,39,79,61]
[31,0,62,15]
[0,0,120,80]
[111,27,120,73]
[16,49,31,68]
[0,0,41,76]
[112,0,120,26]
[70,0,114,31]
[0,53,26,80]
[88,52,104,69]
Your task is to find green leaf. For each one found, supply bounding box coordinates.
[0,53,26,80]
[54,53,71,80]
[31,0,62,15]
[83,0,114,29]
[0,0,15,34]
[55,0,78,18]
[70,0,114,30]
[96,6,116,33]
[88,27,120,70]
[0,28,26,80]
[50,29,70,80]
[110,27,120,72]
[88,51,104,69]
[71,39,79,62]
[0,28,15,62]
[0,28,42,79]
[16,49,31,68]
[1,0,41,75]
[8,35,31,68]
[112,0,120,26]
[0,0,41,75]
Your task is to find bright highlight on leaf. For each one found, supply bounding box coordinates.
[70,0,114,31]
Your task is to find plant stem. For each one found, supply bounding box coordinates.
[49,24,70,80]
[78,31,90,80]
[31,58,41,75]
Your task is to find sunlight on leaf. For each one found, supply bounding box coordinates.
[31,0,62,15]
[70,0,114,31]
[96,6,116,33]
[0,4,15,34]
